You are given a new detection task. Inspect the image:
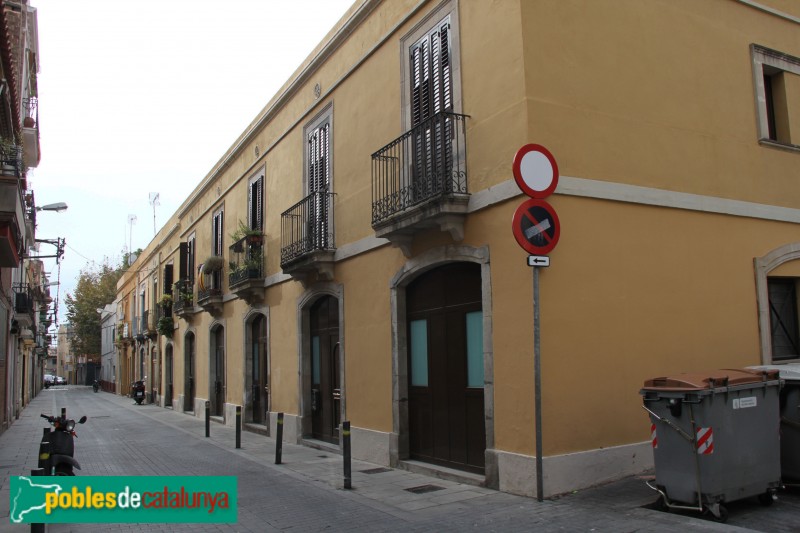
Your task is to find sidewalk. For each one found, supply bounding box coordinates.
[2,386,797,532]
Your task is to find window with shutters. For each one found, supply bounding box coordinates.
[751,45,800,150]
[248,171,264,231]
[307,114,331,251]
[768,278,800,361]
[210,209,224,291]
[370,0,468,243]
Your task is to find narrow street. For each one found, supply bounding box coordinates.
[1,386,798,532]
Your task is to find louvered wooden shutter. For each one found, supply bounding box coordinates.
[249,175,264,230]
[164,264,174,294]
[178,244,187,281]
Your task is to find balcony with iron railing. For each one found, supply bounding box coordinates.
[197,260,224,315]
[0,141,23,179]
[371,111,470,255]
[229,234,265,304]
[173,279,198,319]
[280,189,336,281]
[22,97,39,168]
[12,283,34,327]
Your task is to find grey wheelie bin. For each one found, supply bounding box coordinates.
[749,363,800,483]
[640,368,782,521]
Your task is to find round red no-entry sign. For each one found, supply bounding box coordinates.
[512,144,559,199]
[512,199,561,255]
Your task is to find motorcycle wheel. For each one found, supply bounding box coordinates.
[54,464,74,476]
[135,398,143,405]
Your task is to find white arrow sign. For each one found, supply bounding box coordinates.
[527,255,550,267]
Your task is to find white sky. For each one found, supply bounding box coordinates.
[29,0,354,326]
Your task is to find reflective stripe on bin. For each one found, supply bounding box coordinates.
[696,427,714,455]
[650,423,658,449]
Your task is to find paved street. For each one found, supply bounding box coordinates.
[1,386,798,532]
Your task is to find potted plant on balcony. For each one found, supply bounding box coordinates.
[230,220,263,250]
[159,294,173,312]
[157,316,174,337]
[202,255,225,274]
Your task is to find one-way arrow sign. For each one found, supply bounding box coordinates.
[527,255,550,267]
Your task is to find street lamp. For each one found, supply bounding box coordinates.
[36,202,68,212]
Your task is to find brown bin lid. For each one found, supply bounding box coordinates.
[642,368,779,391]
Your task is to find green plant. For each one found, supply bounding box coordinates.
[202,255,225,273]
[159,294,173,307]
[230,220,262,242]
[157,316,174,337]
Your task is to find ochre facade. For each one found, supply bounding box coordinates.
[115,0,800,497]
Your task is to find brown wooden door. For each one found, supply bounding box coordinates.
[310,296,340,444]
[212,327,225,417]
[165,345,173,408]
[184,332,195,412]
[407,262,485,473]
[250,316,268,423]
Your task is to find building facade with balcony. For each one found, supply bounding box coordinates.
[1,0,45,434]
[117,0,800,497]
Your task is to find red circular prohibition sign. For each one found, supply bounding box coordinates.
[512,199,561,255]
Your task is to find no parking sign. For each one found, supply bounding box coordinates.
[511,144,561,258]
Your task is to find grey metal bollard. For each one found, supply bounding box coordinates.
[343,421,352,489]
[275,412,284,464]
[205,401,210,438]
[235,405,241,449]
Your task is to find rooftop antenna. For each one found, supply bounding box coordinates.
[127,214,137,262]
[149,192,160,236]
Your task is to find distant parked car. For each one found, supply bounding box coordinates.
[43,374,55,388]
[55,376,67,385]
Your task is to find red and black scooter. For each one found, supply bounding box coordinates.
[39,413,87,475]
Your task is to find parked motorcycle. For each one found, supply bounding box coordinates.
[92,380,99,393]
[132,380,146,404]
[39,413,87,475]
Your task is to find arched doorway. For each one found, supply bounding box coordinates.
[210,325,226,417]
[406,262,485,473]
[184,332,196,412]
[165,344,173,408]
[309,295,340,444]
[246,314,268,424]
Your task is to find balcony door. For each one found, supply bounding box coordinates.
[165,344,173,408]
[410,16,453,199]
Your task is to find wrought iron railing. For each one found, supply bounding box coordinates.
[280,190,335,267]
[371,111,469,225]
[172,279,194,313]
[229,235,264,287]
[23,97,38,127]
[0,141,23,177]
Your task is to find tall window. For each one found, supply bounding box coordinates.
[248,172,264,231]
[305,107,332,250]
[751,45,800,148]
[410,17,452,128]
[187,234,196,284]
[768,278,800,361]
[211,210,224,290]
[307,120,330,195]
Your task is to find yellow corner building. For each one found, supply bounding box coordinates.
[114,0,800,497]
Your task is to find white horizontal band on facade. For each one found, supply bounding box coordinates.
[469,175,800,225]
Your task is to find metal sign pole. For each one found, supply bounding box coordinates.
[533,265,544,502]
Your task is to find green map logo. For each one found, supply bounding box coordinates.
[9,476,237,523]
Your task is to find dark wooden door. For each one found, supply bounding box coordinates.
[250,316,268,423]
[165,345,173,408]
[407,262,485,473]
[184,332,195,412]
[310,296,340,444]
[212,327,225,417]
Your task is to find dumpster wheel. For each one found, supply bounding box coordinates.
[758,490,776,506]
[704,502,728,522]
